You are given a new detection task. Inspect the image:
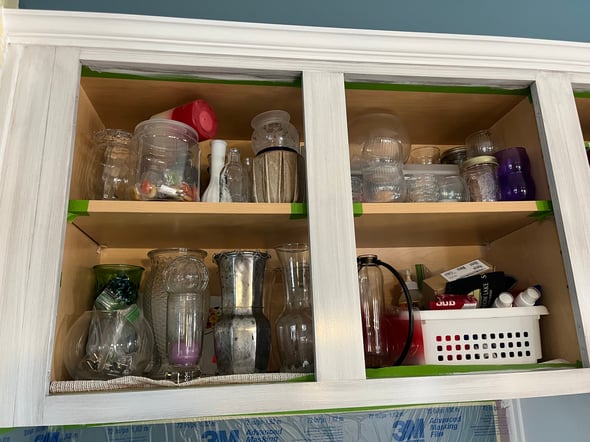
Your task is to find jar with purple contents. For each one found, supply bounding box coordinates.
[494,147,536,201]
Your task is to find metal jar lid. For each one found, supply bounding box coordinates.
[460,155,498,171]
[441,145,468,164]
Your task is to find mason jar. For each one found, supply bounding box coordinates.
[460,155,500,202]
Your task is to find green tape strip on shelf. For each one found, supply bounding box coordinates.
[345,82,530,96]
[290,203,308,219]
[365,360,580,378]
[530,200,553,221]
[353,202,363,217]
[81,66,302,88]
[67,200,90,223]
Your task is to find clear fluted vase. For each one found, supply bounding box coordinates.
[275,243,315,373]
[142,248,207,380]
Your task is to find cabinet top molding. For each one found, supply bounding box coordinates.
[4,9,590,85]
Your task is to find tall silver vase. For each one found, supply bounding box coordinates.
[213,250,271,375]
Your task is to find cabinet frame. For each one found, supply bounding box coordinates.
[3,9,590,427]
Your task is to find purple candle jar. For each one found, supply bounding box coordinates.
[494,147,536,201]
[494,147,532,177]
[498,172,536,201]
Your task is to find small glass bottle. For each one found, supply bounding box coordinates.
[357,254,389,368]
[219,148,249,202]
[275,243,315,373]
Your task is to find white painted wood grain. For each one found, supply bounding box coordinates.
[0,44,59,426]
[531,73,590,367]
[42,368,590,425]
[12,47,81,425]
[302,71,366,382]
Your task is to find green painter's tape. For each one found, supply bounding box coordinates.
[353,202,363,217]
[529,200,554,221]
[289,203,308,219]
[345,82,530,96]
[81,66,302,88]
[67,199,90,223]
[365,361,579,379]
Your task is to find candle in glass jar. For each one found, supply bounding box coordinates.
[169,340,200,366]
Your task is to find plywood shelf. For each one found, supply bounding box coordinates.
[69,201,309,249]
[355,201,549,247]
[69,200,549,250]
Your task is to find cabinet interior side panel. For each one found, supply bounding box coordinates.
[69,85,105,200]
[356,245,484,307]
[489,96,550,200]
[485,219,580,363]
[52,224,100,382]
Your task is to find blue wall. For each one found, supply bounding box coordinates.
[19,0,590,43]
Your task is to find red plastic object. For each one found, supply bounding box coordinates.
[169,99,218,141]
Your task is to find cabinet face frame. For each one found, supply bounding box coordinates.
[3,9,590,427]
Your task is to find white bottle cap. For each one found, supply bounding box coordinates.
[514,286,541,307]
[494,292,514,308]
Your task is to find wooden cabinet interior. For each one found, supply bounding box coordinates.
[52,70,580,387]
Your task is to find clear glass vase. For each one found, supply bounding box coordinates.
[142,248,208,379]
[163,255,209,383]
[275,243,315,373]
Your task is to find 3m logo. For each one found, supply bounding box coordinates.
[392,419,425,441]
[34,433,61,442]
[202,430,239,442]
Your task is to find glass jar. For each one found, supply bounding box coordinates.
[362,159,407,203]
[142,248,208,379]
[460,156,500,201]
[274,243,314,373]
[250,110,304,203]
[250,110,300,155]
[465,129,496,158]
[131,119,200,201]
[440,146,468,166]
[88,129,133,200]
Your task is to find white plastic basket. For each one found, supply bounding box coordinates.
[418,306,549,365]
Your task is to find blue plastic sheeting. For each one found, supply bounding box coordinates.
[0,401,507,441]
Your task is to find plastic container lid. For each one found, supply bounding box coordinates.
[171,99,218,141]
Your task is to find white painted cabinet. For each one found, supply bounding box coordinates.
[3,9,590,427]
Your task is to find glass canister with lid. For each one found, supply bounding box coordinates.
[250,110,305,203]
[460,155,500,201]
[131,119,201,201]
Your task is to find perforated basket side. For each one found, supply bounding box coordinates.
[420,307,546,365]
